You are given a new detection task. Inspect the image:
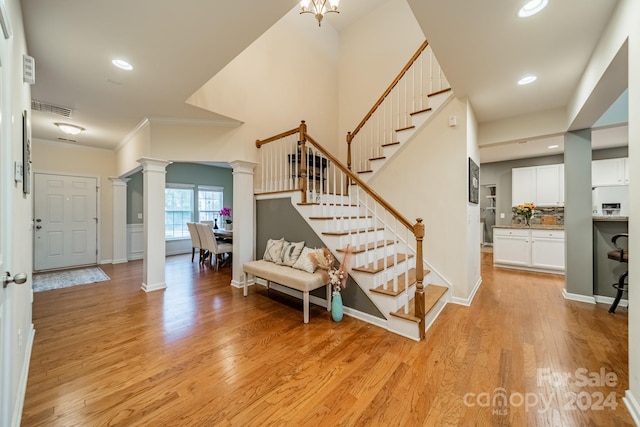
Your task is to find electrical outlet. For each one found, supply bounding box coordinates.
[138,213,142,219]
[500,213,505,219]
[18,329,23,351]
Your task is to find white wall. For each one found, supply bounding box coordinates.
[1,0,35,424]
[368,98,481,301]
[338,0,425,161]
[32,139,117,264]
[478,107,566,147]
[186,7,340,162]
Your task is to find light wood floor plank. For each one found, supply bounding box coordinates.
[21,253,633,426]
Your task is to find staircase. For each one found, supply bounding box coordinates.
[254,41,453,341]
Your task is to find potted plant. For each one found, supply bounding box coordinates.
[219,207,232,230]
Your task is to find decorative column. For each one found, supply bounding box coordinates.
[109,177,130,264]
[229,160,257,288]
[137,158,171,292]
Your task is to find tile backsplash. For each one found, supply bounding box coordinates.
[512,206,564,226]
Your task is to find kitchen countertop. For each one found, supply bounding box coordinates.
[493,224,565,230]
[592,216,628,222]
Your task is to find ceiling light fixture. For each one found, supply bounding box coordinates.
[112,59,133,71]
[518,0,548,17]
[518,75,537,85]
[548,144,560,149]
[55,122,85,135]
[300,0,340,27]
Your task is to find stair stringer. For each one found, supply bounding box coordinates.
[359,90,455,183]
[290,191,450,341]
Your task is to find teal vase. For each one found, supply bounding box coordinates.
[332,292,343,322]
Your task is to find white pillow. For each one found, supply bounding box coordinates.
[263,238,285,263]
[277,241,305,266]
[292,247,321,274]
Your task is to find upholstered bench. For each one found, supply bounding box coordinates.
[242,260,331,323]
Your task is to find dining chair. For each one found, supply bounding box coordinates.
[196,222,233,270]
[186,222,202,262]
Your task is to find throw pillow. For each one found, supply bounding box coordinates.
[292,246,320,274]
[263,238,285,262]
[277,241,305,266]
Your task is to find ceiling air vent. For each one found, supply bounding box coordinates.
[31,100,72,118]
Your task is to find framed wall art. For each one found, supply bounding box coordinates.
[468,157,479,204]
[23,110,31,194]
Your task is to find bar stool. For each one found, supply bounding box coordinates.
[607,233,628,313]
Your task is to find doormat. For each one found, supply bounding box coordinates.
[33,267,110,292]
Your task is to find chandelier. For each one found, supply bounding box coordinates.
[299,0,340,27]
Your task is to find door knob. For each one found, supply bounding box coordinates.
[3,272,28,288]
[36,225,42,230]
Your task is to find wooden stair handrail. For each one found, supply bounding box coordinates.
[304,132,414,232]
[346,40,429,145]
[256,126,301,148]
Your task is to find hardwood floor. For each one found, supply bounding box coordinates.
[22,253,632,426]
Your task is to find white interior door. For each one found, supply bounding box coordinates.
[34,173,98,271]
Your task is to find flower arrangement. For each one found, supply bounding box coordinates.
[309,245,353,293]
[513,202,536,226]
[219,207,232,224]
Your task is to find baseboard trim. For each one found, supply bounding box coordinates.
[12,325,35,427]
[562,289,596,304]
[624,390,640,426]
[451,277,482,306]
[111,258,128,265]
[141,282,166,292]
[594,294,629,308]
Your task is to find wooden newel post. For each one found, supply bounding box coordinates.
[414,218,426,340]
[299,121,308,204]
[346,132,352,172]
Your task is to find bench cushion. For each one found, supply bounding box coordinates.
[243,260,326,292]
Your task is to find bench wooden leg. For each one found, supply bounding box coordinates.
[243,272,248,297]
[303,291,310,323]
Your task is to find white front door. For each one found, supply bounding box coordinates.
[34,173,98,271]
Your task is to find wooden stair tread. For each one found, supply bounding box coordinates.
[395,125,415,132]
[352,253,413,274]
[410,107,432,116]
[357,170,373,174]
[381,141,400,148]
[390,284,448,322]
[308,215,371,220]
[369,156,386,161]
[428,87,452,97]
[369,268,431,297]
[322,227,383,237]
[297,202,358,207]
[337,240,395,254]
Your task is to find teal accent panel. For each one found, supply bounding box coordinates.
[256,197,385,319]
[126,162,233,224]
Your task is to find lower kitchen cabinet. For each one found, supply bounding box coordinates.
[493,228,565,274]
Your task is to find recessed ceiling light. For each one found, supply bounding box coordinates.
[518,0,548,17]
[548,144,559,149]
[112,59,133,71]
[518,75,537,85]
[55,122,85,135]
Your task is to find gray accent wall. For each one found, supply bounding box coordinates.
[564,130,593,298]
[126,162,233,224]
[256,197,385,319]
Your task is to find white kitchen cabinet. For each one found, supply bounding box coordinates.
[512,164,564,207]
[493,228,530,267]
[535,164,564,206]
[511,167,536,207]
[592,158,628,186]
[531,230,565,271]
[493,228,565,274]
